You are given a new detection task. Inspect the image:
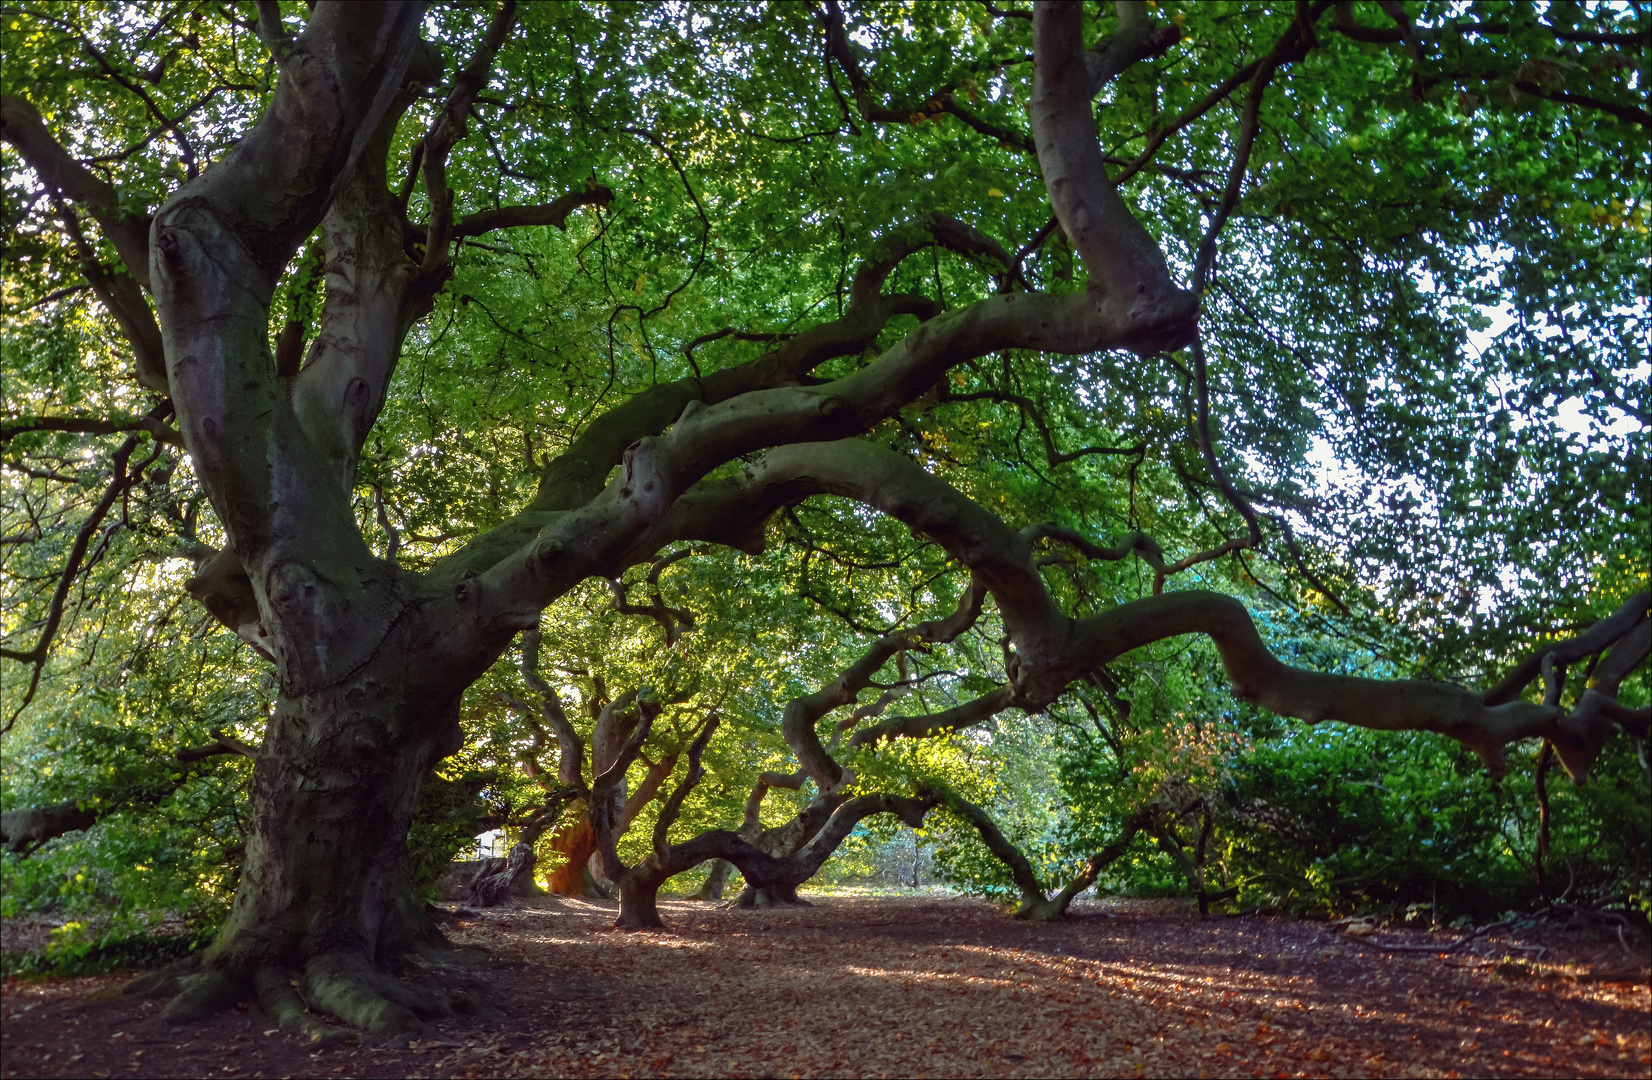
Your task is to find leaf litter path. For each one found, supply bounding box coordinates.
[3,895,1648,1079]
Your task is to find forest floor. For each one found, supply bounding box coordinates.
[2,893,1649,1079]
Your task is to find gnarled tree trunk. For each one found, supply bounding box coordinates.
[160,596,492,1030]
[467,841,534,908]
[615,792,934,929]
[129,4,527,1033]
[541,811,604,897]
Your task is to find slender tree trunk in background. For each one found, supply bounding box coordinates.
[1534,740,1555,893]
[693,859,736,901]
[542,776,673,899]
[510,817,548,897]
[589,851,619,895]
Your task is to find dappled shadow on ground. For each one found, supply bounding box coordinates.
[2,895,1648,1079]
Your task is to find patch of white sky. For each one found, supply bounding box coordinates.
[1244,3,1652,567]
[1227,234,1648,620]
[1302,246,1649,488]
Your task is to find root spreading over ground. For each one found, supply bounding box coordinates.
[2,895,1648,1079]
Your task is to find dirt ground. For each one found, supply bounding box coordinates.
[2,894,1648,1079]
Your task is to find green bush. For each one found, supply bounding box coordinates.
[928,691,1649,921]
[2,919,217,977]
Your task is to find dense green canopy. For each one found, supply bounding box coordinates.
[1,0,1646,985]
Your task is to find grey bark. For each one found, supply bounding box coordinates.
[466,841,533,908]
[0,799,98,855]
[692,859,737,901]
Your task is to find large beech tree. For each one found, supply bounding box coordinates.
[3,0,1647,1035]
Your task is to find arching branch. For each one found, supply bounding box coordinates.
[618,790,936,927]
[944,388,1144,467]
[847,684,1016,750]
[2,430,161,725]
[1021,522,1166,573]
[781,577,989,791]
[1552,619,1651,778]
[253,0,295,61]
[821,0,1035,152]
[651,715,720,863]
[450,185,613,238]
[1,413,182,449]
[682,328,791,377]
[1,94,153,287]
[603,576,694,645]
[1152,333,1264,594]
[1483,592,1650,706]
[2,723,258,855]
[50,200,168,395]
[1030,2,1195,330]
[436,213,1020,584]
[741,770,806,837]
[1113,5,1327,186]
[518,626,587,789]
[823,0,1179,154]
[944,789,1165,920]
[643,438,1642,779]
[416,1,519,283]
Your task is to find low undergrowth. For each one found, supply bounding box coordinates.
[1,919,216,978]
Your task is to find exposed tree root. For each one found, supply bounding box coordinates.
[136,934,507,1040]
[402,947,509,1021]
[734,884,813,909]
[301,953,434,1035]
[90,953,202,1004]
[1341,915,1524,955]
[160,967,247,1024]
[253,965,352,1044]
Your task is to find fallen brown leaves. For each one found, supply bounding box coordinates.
[2,894,1648,1079]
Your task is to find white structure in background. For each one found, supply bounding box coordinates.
[473,829,506,860]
